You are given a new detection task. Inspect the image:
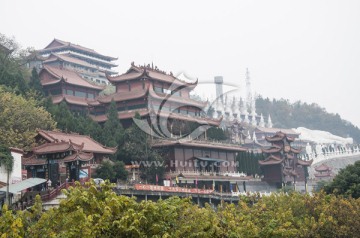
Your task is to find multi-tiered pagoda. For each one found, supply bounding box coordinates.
[259,131,312,186]
[39,65,105,111]
[33,39,120,111]
[37,39,118,84]
[314,163,333,181]
[89,62,222,129]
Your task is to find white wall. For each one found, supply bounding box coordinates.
[0,150,23,184]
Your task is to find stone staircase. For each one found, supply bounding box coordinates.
[42,192,67,210]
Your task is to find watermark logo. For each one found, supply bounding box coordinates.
[133,71,239,140]
[131,160,240,168]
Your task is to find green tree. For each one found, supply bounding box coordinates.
[324,160,360,198]
[101,100,124,149]
[0,145,13,206]
[95,161,128,182]
[95,161,116,181]
[207,127,227,141]
[0,87,56,149]
[0,33,30,95]
[256,96,360,143]
[121,112,165,183]
[113,161,128,181]
[28,67,43,97]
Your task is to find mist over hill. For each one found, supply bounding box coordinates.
[256,96,360,143]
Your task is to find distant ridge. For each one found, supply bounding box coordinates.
[256,96,360,143]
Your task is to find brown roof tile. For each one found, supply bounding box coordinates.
[259,155,284,166]
[37,130,116,154]
[62,152,94,162]
[107,64,198,87]
[44,53,98,70]
[297,159,313,166]
[315,163,332,172]
[22,155,47,166]
[33,141,82,154]
[41,39,117,60]
[40,65,105,90]
[52,95,95,107]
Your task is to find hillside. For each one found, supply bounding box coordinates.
[256,97,360,143]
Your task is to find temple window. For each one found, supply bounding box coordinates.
[66,89,74,95]
[154,86,163,93]
[75,91,87,98]
[188,111,196,116]
[50,89,62,95]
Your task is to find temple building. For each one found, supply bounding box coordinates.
[259,132,312,186]
[39,65,105,111]
[314,164,333,181]
[254,127,300,146]
[27,39,119,111]
[89,62,222,129]
[87,62,248,191]
[28,38,118,85]
[22,130,116,185]
[153,139,248,192]
[153,139,246,173]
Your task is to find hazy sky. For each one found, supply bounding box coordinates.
[1,0,360,127]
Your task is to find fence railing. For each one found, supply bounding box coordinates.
[11,179,92,211]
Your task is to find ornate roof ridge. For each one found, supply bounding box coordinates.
[41,38,117,60]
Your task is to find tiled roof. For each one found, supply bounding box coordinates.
[264,131,296,143]
[44,53,98,70]
[62,152,94,162]
[261,147,282,153]
[315,163,331,172]
[40,65,105,90]
[33,141,82,154]
[52,95,94,107]
[22,155,47,166]
[90,108,150,122]
[259,155,284,166]
[290,147,302,153]
[152,139,247,152]
[297,159,313,166]
[37,130,116,154]
[108,71,144,81]
[107,64,198,88]
[40,39,117,60]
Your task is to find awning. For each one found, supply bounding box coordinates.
[0,178,47,194]
[191,157,227,163]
